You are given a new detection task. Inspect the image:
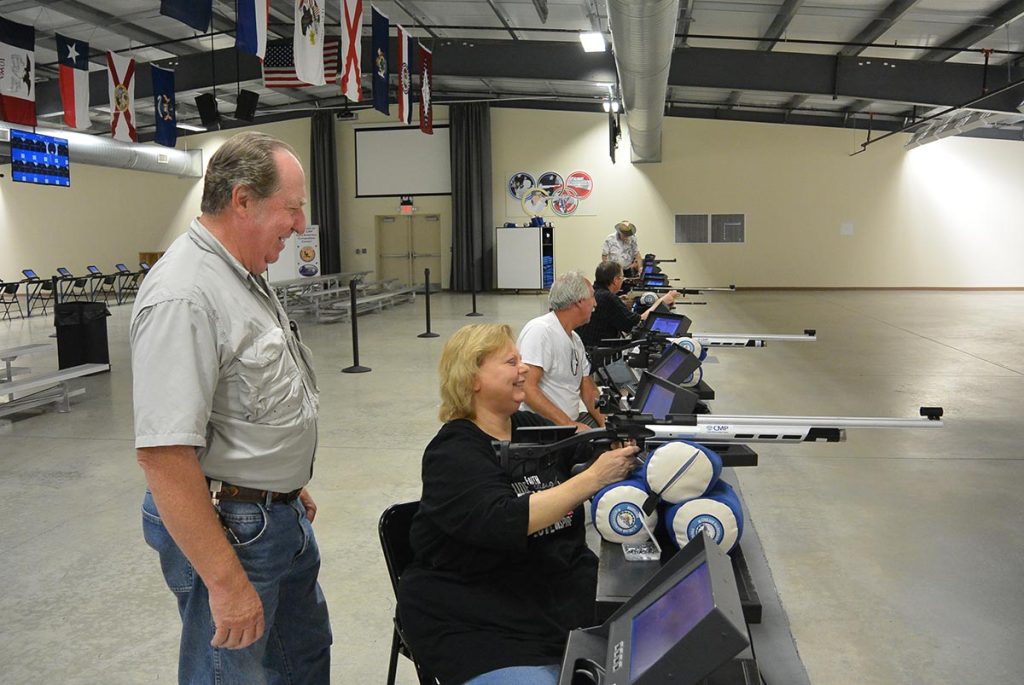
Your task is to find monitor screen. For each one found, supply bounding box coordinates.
[650,344,699,386]
[22,269,37,280]
[87,266,101,274]
[648,314,687,336]
[10,130,71,187]
[639,381,676,419]
[115,263,128,272]
[644,275,668,287]
[57,267,71,277]
[630,562,715,682]
[642,264,659,277]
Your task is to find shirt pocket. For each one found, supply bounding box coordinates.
[235,327,304,425]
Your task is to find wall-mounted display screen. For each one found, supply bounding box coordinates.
[10,130,71,187]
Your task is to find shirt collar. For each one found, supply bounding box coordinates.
[188,218,271,296]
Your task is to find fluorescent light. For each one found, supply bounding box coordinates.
[176,122,207,132]
[602,100,611,112]
[580,32,606,53]
[611,101,620,113]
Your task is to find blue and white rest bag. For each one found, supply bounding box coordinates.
[642,441,722,505]
[663,480,744,553]
[591,477,657,544]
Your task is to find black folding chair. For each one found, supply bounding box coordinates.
[114,263,140,303]
[378,501,437,685]
[20,269,54,316]
[55,267,89,302]
[86,266,117,304]
[1,280,24,319]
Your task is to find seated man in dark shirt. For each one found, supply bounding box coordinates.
[397,323,639,685]
[576,261,678,348]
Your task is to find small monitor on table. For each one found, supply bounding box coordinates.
[87,265,101,275]
[56,267,72,277]
[644,311,691,337]
[649,343,700,386]
[631,372,697,418]
[22,269,38,280]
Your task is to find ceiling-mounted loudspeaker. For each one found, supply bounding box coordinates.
[235,90,259,122]
[194,93,221,130]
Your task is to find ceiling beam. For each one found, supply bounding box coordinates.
[484,0,521,41]
[36,0,202,55]
[837,0,920,57]
[391,0,441,40]
[920,0,1024,62]
[531,0,549,25]
[676,0,696,47]
[757,0,804,52]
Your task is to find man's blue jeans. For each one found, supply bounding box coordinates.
[143,491,332,684]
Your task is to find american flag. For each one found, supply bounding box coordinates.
[262,38,339,88]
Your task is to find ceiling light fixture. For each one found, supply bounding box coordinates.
[580,32,606,53]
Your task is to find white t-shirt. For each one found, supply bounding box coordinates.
[517,311,591,419]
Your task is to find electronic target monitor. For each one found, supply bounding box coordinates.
[644,311,691,337]
[631,372,697,418]
[649,343,701,386]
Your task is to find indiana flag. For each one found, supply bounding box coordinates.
[339,0,362,101]
[294,0,326,86]
[160,0,212,32]
[397,26,414,125]
[419,44,432,134]
[107,52,137,142]
[151,65,176,148]
[263,38,338,88]
[237,0,268,61]
[56,33,91,129]
[0,17,36,126]
[371,5,389,115]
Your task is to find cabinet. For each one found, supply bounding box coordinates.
[496,225,554,290]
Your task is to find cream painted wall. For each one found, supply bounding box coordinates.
[335,106,453,286]
[491,109,1024,288]
[0,118,311,281]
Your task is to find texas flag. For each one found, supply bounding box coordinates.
[339,0,363,101]
[236,0,268,61]
[397,25,414,125]
[107,51,137,143]
[56,34,91,129]
[0,17,36,127]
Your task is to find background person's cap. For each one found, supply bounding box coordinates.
[615,221,636,236]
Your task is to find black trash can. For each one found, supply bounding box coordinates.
[54,301,111,369]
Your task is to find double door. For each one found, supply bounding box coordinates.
[375,214,442,292]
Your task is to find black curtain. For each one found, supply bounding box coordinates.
[449,103,493,291]
[310,111,341,275]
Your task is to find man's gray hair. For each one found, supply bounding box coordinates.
[200,132,298,215]
[548,270,591,311]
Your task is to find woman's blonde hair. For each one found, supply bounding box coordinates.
[438,323,515,422]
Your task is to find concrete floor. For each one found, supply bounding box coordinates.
[0,290,1021,684]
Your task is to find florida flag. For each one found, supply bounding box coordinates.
[237,0,268,60]
[339,0,362,101]
[56,34,91,129]
[0,17,36,126]
[107,52,137,142]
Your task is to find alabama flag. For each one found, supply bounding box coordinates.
[339,0,362,101]
[0,17,36,126]
[397,26,414,124]
[107,52,137,142]
[56,34,91,129]
[237,0,268,61]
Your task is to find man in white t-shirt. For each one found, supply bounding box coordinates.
[517,270,604,431]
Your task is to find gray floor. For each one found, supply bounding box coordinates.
[1,290,1022,684]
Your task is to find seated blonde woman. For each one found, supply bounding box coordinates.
[397,323,639,685]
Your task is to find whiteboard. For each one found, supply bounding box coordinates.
[354,125,451,197]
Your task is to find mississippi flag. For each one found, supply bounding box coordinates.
[263,39,339,88]
[56,33,91,129]
[397,26,414,125]
[419,44,432,134]
[340,0,363,101]
[371,5,389,115]
[107,51,137,142]
[236,0,269,61]
[0,17,36,126]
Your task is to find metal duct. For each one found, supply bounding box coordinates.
[0,125,203,178]
[606,0,680,163]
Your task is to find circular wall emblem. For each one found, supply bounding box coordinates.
[551,190,579,216]
[609,502,644,536]
[508,172,535,199]
[538,171,564,195]
[564,171,593,199]
[521,188,549,216]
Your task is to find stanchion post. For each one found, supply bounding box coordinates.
[418,268,440,338]
[341,278,371,373]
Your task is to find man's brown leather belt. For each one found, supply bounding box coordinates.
[209,479,302,504]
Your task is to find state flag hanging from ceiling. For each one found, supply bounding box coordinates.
[160,0,212,32]
[371,5,389,115]
[56,33,91,130]
[419,44,432,134]
[340,0,363,101]
[107,51,137,142]
[0,17,36,127]
[151,65,177,148]
[263,38,338,88]
[294,0,326,86]
[236,0,269,61]
[397,25,414,125]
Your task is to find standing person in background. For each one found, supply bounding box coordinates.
[518,271,604,431]
[601,220,641,277]
[131,131,332,684]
